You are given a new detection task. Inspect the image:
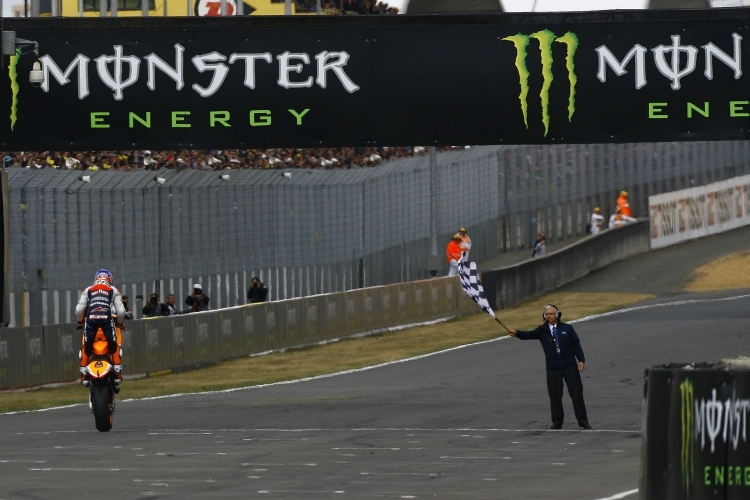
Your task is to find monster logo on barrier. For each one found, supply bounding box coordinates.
[680,379,695,496]
[643,367,750,500]
[692,388,750,490]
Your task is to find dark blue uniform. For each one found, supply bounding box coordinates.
[515,321,585,370]
[515,321,589,428]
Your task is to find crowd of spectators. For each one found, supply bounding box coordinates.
[0,146,466,171]
[294,0,399,15]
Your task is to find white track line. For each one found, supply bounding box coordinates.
[594,488,638,500]
[3,292,748,415]
[570,293,750,324]
[5,426,640,435]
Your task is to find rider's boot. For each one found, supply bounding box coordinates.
[113,365,123,393]
[79,346,90,386]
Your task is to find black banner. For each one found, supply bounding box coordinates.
[2,12,750,149]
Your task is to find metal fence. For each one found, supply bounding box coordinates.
[4,140,750,326]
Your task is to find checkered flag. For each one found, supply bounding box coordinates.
[458,252,496,319]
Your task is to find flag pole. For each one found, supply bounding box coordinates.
[493,316,510,333]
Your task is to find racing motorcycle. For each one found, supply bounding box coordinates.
[80,325,122,432]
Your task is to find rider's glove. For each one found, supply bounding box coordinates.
[115,322,126,329]
[76,321,85,330]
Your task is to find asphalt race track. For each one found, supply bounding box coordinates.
[1,290,749,500]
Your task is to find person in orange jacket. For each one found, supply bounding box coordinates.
[616,190,631,217]
[446,234,463,276]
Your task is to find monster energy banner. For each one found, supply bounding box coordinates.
[2,13,750,149]
[641,365,750,500]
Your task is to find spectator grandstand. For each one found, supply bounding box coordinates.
[0,146,462,171]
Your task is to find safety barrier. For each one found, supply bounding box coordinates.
[481,220,651,311]
[640,364,750,500]
[0,276,475,391]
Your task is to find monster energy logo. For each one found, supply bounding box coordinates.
[8,48,20,131]
[680,379,694,497]
[679,381,750,494]
[503,30,578,137]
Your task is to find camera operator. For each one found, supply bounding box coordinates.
[142,292,169,317]
[185,284,210,313]
[246,277,269,304]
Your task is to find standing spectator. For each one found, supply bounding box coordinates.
[616,190,631,217]
[121,295,134,320]
[608,206,637,229]
[142,292,169,317]
[186,284,210,312]
[446,234,463,276]
[589,207,604,235]
[143,151,157,169]
[165,294,180,315]
[508,305,591,430]
[458,226,472,258]
[247,277,269,304]
[531,232,547,258]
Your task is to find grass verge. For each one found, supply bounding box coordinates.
[684,250,750,292]
[0,291,653,413]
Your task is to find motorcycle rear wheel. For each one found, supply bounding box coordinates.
[91,384,113,432]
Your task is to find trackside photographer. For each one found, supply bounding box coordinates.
[246,277,269,304]
[142,292,168,317]
[185,283,210,312]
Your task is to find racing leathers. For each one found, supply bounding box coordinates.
[76,281,126,383]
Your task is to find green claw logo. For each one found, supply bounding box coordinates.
[8,48,21,131]
[503,30,578,137]
[680,378,694,497]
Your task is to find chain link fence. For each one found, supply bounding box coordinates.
[5,140,749,326]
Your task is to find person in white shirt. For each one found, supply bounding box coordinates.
[608,206,637,229]
[458,226,472,258]
[590,207,604,235]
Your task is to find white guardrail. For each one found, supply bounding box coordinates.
[649,174,750,249]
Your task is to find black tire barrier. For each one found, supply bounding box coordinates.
[640,364,750,500]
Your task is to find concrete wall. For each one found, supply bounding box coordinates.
[0,275,477,391]
[481,221,651,311]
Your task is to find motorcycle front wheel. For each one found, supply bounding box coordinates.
[91,384,113,432]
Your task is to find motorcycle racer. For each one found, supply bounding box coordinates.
[76,269,126,386]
